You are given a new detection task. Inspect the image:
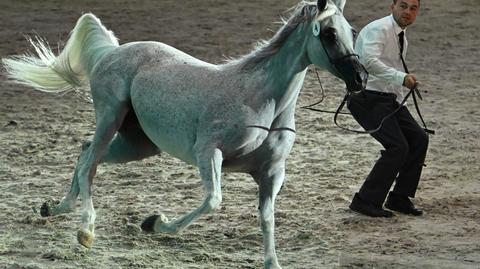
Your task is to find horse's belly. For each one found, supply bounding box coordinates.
[130,90,198,165]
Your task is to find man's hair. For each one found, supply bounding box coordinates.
[393,0,420,4]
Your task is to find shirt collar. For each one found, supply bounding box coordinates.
[389,14,406,35]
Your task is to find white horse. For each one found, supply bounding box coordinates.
[2,0,366,268]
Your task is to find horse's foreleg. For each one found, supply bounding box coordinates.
[141,148,223,234]
[253,163,285,269]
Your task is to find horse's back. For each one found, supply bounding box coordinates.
[91,41,216,81]
[124,41,214,67]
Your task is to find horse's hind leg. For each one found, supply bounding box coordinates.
[141,147,223,234]
[40,144,87,217]
[100,109,160,164]
[76,108,130,247]
[70,77,130,247]
[41,109,159,217]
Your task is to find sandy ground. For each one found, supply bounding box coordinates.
[0,0,479,268]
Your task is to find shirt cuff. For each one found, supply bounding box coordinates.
[394,71,408,87]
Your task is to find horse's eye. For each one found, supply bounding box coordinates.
[352,29,358,40]
[323,28,337,40]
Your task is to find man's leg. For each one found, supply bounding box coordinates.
[348,92,409,207]
[392,107,429,198]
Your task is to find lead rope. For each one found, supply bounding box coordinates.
[302,68,435,135]
[411,88,435,135]
[300,68,349,115]
[398,30,435,135]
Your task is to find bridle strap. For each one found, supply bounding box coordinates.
[300,68,349,115]
[412,88,435,135]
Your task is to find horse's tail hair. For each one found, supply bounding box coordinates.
[2,13,119,93]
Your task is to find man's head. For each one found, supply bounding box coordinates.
[391,0,420,29]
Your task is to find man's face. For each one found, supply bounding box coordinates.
[391,0,419,28]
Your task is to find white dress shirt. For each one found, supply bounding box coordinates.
[355,14,408,104]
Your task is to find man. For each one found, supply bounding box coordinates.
[347,0,429,217]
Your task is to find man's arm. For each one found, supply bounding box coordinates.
[355,28,407,87]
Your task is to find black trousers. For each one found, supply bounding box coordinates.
[347,90,429,207]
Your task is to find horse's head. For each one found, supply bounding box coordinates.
[307,0,367,93]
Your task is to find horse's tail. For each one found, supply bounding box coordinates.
[2,13,119,93]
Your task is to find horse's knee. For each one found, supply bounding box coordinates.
[259,203,274,220]
[260,216,274,232]
[76,140,92,161]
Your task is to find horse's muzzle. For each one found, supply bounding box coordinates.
[335,55,368,94]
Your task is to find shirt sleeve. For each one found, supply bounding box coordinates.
[355,26,406,87]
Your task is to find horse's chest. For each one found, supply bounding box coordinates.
[223,129,295,171]
[258,131,296,159]
[236,130,270,154]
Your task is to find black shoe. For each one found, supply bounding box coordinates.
[385,192,423,216]
[349,193,394,218]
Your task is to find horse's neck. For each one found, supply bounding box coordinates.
[257,26,310,117]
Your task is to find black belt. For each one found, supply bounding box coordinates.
[364,90,396,97]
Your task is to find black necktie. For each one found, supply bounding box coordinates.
[398,31,409,73]
[399,31,425,102]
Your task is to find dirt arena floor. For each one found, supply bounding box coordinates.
[0,0,478,268]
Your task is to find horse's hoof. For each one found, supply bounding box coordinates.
[141,214,171,233]
[40,200,59,217]
[77,229,94,248]
[141,214,160,233]
[265,262,282,269]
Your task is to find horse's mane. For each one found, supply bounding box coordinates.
[226,1,318,70]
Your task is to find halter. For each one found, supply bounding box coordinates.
[328,53,361,71]
[317,27,366,94]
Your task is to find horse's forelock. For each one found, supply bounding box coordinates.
[315,2,339,22]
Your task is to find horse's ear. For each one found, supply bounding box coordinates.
[317,0,327,12]
[332,0,346,13]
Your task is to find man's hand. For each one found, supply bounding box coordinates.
[403,74,420,89]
